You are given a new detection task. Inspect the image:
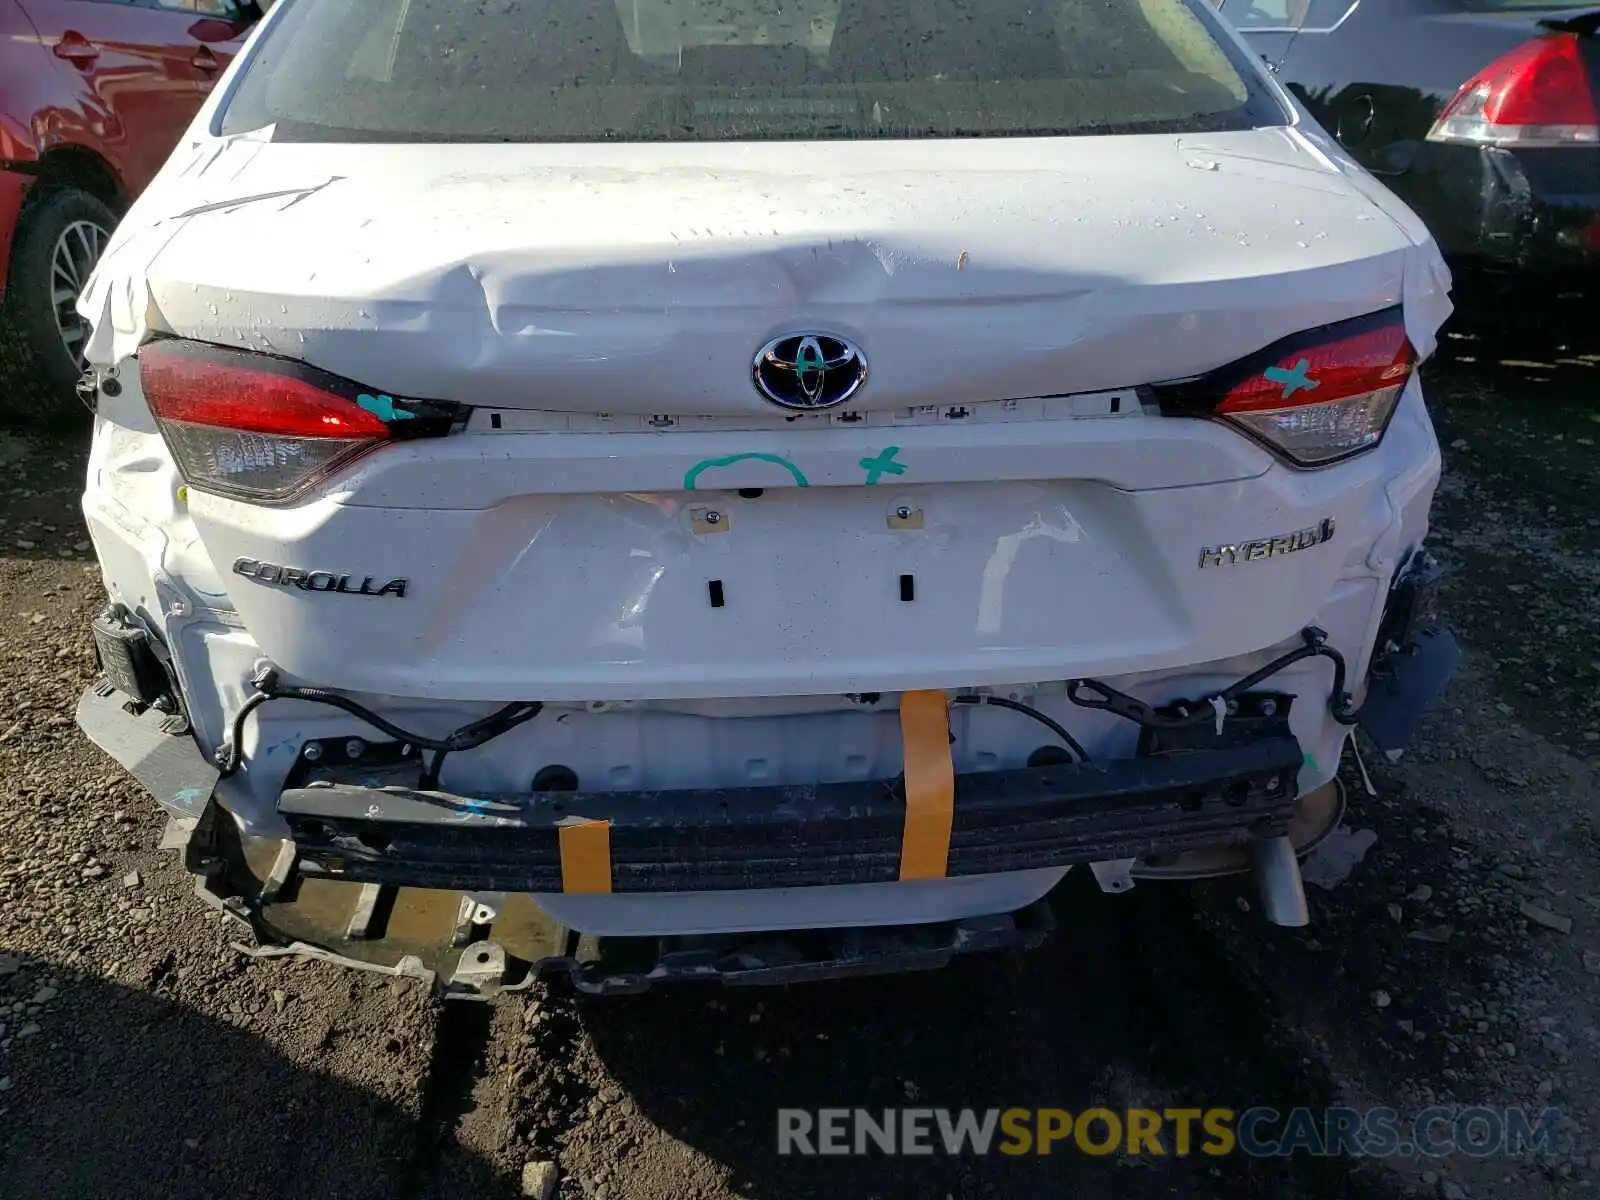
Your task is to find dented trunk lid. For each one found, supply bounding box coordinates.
[90,129,1434,413]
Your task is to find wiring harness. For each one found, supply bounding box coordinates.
[215,627,1357,783]
[1066,625,1360,733]
[952,627,1356,766]
[216,667,542,780]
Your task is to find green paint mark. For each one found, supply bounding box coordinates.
[794,339,826,376]
[683,453,809,491]
[356,393,415,421]
[858,446,907,485]
[1263,359,1320,399]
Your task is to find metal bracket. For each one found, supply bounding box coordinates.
[234,941,435,988]
[1089,858,1138,895]
[259,840,298,903]
[345,883,388,941]
[159,815,199,852]
[447,941,508,994]
[452,890,506,947]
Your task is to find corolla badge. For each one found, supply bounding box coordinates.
[753,333,868,410]
[233,558,408,598]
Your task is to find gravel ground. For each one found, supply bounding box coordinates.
[0,303,1596,1199]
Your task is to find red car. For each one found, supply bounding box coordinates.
[1,0,258,400]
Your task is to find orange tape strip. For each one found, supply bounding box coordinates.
[898,690,955,881]
[558,820,613,894]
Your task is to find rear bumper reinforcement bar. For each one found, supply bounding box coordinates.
[280,732,1305,894]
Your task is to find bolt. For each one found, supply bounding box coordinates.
[345,738,365,759]
[1259,699,1279,717]
[302,743,323,762]
[895,506,913,520]
[703,510,722,525]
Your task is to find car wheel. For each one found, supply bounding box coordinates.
[6,186,118,408]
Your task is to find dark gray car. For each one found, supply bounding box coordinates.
[1226,0,1600,278]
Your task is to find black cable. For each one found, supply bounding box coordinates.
[275,688,542,752]
[1310,644,1361,725]
[216,675,542,777]
[420,749,449,791]
[216,690,273,776]
[1219,628,1358,724]
[215,624,1355,784]
[953,694,1090,763]
[1064,626,1360,732]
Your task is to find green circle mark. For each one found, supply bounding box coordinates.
[683,453,809,491]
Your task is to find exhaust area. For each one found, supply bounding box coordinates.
[1252,835,1311,928]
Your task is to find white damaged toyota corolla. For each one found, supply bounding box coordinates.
[74,0,1460,994]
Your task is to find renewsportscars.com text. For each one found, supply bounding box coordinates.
[776,1106,1562,1158]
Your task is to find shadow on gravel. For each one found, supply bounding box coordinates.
[574,875,1403,1200]
[0,326,89,436]
[1423,297,1600,762]
[0,955,510,1200]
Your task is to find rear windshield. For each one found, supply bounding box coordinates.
[218,0,1285,142]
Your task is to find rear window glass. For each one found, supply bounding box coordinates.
[219,0,1285,141]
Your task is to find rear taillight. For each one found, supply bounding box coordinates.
[1428,32,1600,147]
[1154,309,1416,467]
[139,341,454,503]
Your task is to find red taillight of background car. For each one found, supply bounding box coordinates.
[139,341,450,504]
[1428,32,1600,147]
[1154,308,1416,467]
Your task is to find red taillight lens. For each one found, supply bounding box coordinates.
[140,341,403,503]
[1156,309,1416,467]
[1428,33,1600,147]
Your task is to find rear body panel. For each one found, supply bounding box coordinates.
[183,385,1430,704]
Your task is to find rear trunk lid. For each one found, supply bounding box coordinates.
[90,130,1432,412]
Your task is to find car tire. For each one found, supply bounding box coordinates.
[5,186,118,410]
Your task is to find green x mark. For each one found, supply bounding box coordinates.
[356,393,415,422]
[859,446,907,485]
[1263,359,1320,399]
